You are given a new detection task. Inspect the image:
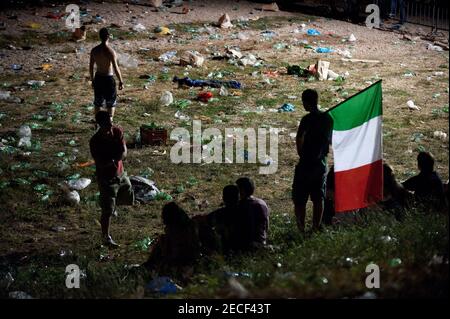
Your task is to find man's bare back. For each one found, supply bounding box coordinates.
[90,28,124,120]
[90,43,123,88]
[91,44,114,76]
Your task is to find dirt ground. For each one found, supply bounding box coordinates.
[0,0,448,298]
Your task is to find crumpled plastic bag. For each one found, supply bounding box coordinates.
[66,178,91,191]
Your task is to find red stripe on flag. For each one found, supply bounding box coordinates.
[334,159,383,212]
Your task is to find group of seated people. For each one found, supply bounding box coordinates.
[323,151,448,224]
[144,177,269,273]
[144,151,448,273]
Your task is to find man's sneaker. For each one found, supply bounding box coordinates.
[103,235,120,248]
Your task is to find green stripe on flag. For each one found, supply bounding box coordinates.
[328,81,382,131]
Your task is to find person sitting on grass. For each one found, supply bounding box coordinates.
[144,202,200,273]
[402,151,446,211]
[235,177,269,250]
[201,185,240,254]
[381,163,412,221]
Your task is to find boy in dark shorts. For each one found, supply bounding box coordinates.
[90,111,134,247]
[292,89,333,233]
[89,28,124,123]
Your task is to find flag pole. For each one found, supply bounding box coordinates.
[325,80,382,114]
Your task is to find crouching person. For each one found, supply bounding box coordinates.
[90,111,134,248]
[144,202,200,274]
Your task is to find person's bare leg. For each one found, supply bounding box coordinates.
[312,199,324,231]
[108,107,115,122]
[295,204,306,233]
[100,212,110,238]
[93,106,101,129]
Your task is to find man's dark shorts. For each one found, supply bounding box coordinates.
[292,161,327,206]
[98,172,134,216]
[93,74,117,107]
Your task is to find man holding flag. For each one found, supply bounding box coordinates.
[292,89,333,233]
[293,81,384,232]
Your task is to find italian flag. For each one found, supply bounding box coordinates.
[328,81,383,212]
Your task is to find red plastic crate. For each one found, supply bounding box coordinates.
[140,126,168,146]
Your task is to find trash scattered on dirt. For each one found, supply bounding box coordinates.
[433,130,448,142]
[180,51,204,67]
[155,191,173,201]
[51,226,66,232]
[426,43,444,52]
[92,14,106,24]
[307,28,321,36]
[219,86,229,96]
[17,125,32,148]
[389,258,402,267]
[66,178,91,191]
[118,53,138,68]
[348,34,357,42]
[146,276,180,294]
[261,2,280,12]
[173,76,242,89]
[226,277,249,298]
[356,292,377,299]
[411,132,424,143]
[335,48,352,58]
[134,237,154,251]
[317,60,330,80]
[278,103,295,112]
[154,26,171,35]
[130,176,160,203]
[9,291,33,299]
[174,110,190,121]
[197,91,213,103]
[428,255,446,266]
[27,80,45,88]
[316,47,334,54]
[159,50,177,63]
[132,23,146,32]
[0,91,21,103]
[0,272,14,290]
[160,91,174,106]
[218,13,233,29]
[260,30,277,38]
[66,190,80,205]
[406,100,421,111]
[149,0,163,7]
[11,64,22,71]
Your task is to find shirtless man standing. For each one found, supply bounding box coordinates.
[89,28,123,122]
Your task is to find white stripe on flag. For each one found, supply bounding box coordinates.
[332,116,382,172]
